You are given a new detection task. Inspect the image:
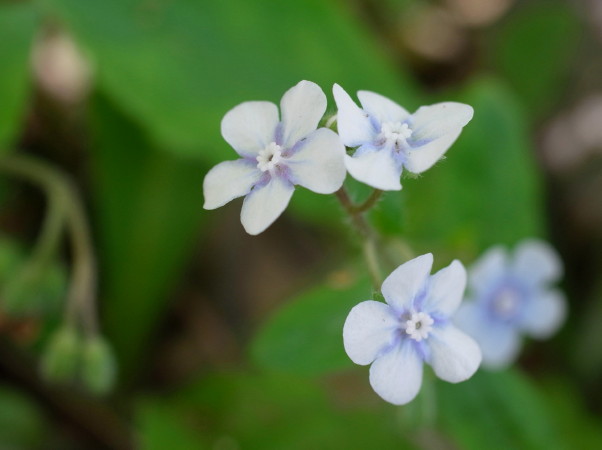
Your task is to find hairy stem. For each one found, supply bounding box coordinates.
[335,187,382,289]
[0,153,98,335]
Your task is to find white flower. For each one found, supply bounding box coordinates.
[333,84,473,190]
[203,81,346,235]
[343,254,481,405]
[455,239,566,369]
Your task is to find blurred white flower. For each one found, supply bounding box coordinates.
[343,254,481,405]
[455,239,566,369]
[333,84,473,190]
[203,80,346,235]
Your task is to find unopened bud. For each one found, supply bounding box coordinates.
[81,336,117,395]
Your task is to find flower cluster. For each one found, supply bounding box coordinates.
[203,80,473,234]
[454,240,566,369]
[203,80,567,407]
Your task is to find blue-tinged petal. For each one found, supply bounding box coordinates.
[519,289,566,338]
[469,247,508,294]
[512,239,563,286]
[345,148,402,191]
[286,128,346,194]
[369,339,423,405]
[343,300,399,365]
[280,80,326,148]
[410,102,473,143]
[357,90,410,124]
[382,254,433,312]
[203,159,262,210]
[333,84,375,147]
[221,101,279,157]
[455,302,520,369]
[404,128,461,174]
[428,324,481,382]
[240,176,294,235]
[424,260,466,316]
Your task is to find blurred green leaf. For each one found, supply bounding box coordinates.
[490,2,581,119]
[398,78,543,254]
[169,372,408,449]
[251,272,371,376]
[137,398,209,450]
[89,94,205,380]
[0,2,36,152]
[438,369,566,450]
[0,385,48,449]
[47,0,417,161]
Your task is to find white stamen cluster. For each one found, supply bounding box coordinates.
[378,121,413,150]
[256,142,283,172]
[404,311,434,342]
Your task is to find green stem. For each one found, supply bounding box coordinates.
[0,153,98,336]
[335,187,382,289]
[351,189,383,214]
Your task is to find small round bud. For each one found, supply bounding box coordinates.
[81,336,117,395]
[40,326,80,384]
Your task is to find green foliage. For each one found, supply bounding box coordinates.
[0,385,48,449]
[160,372,409,450]
[0,236,67,316]
[46,0,417,161]
[251,272,370,376]
[490,2,582,119]
[438,369,566,450]
[399,78,543,254]
[0,2,37,152]
[89,95,206,379]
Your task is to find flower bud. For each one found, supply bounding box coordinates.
[40,326,80,384]
[81,336,117,395]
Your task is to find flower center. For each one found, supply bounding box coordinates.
[378,121,413,151]
[404,311,434,342]
[491,287,521,320]
[256,142,283,172]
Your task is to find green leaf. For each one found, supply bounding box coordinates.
[170,372,407,450]
[0,385,48,449]
[438,369,566,450]
[89,94,205,381]
[46,0,417,160]
[398,78,543,254]
[0,2,37,151]
[251,271,371,376]
[490,2,581,119]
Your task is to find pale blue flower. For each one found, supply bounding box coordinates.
[455,240,566,369]
[343,254,481,405]
[333,84,473,190]
[203,81,346,235]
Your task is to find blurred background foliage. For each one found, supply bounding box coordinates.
[0,0,601,448]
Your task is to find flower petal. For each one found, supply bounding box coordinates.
[428,324,481,383]
[280,80,327,148]
[333,84,375,147]
[369,340,423,405]
[404,128,461,174]
[512,239,562,285]
[410,102,473,143]
[203,159,262,210]
[240,176,294,235]
[424,260,467,316]
[221,101,279,157]
[357,90,410,124]
[519,289,566,338]
[343,300,399,365]
[455,303,520,369]
[286,128,346,194]
[345,148,402,191]
[382,254,433,312]
[469,246,507,294]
